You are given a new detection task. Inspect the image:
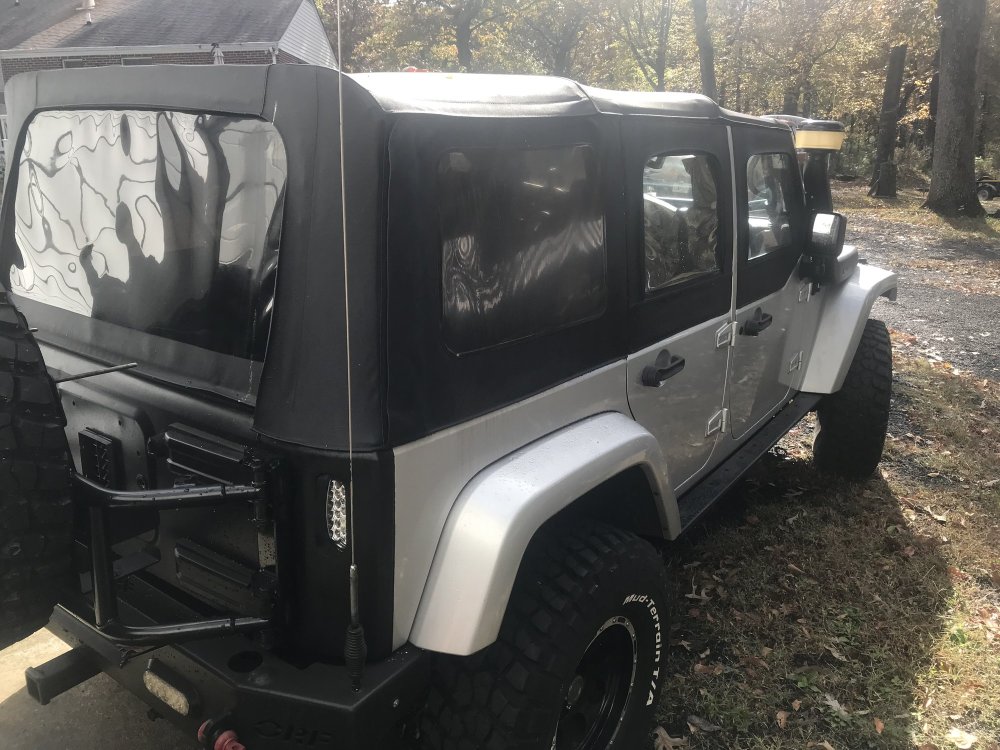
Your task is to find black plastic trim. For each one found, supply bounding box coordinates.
[678,393,821,531]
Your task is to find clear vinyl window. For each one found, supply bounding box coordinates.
[438,145,607,354]
[642,152,722,292]
[11,110,286,363]
[746,152,797,259]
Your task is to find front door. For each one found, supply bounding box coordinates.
[624,119,734,493]
[728,126,808,439]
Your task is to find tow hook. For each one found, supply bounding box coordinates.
[198,718,246,750]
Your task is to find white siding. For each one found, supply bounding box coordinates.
[277,1,336,68]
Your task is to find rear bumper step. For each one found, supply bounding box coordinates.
[39,601,429,749]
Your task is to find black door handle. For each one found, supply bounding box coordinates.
[740,307,773,336]
[641,349,685,387]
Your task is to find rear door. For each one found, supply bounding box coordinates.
[624,118,734,492]
[728,125,809,439]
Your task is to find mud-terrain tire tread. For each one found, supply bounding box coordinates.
[0,293,74,650]
[419,520,668,750]
[813,318,892,479]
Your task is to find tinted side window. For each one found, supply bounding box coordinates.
[438,145,606,354]
[746,152,797,259]
[642,153,721,292]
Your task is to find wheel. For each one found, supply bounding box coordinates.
[420,521,669,750]
[813,318,892,479]
[0,293,74,650]
[977,185,995,203]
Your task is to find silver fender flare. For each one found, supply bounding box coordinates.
[799,263,898,394]
[408,412,674,656]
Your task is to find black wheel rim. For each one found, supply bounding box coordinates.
[553,617,637,750]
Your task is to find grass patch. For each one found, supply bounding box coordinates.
[655,337,1000,749]
[832,183,1000,245]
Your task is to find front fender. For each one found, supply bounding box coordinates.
[408,412,673,656]
[799,263,897,394]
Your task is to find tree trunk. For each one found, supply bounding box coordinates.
[870,44,907,198]
[455,18,474,70]
[692,0,718,101]
[926,0,986,217]
[782,89,799,116]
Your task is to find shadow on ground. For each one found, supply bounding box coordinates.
[655,436,953,749]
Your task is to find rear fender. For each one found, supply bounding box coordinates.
[408,412,674,656]
[799,263,897,394]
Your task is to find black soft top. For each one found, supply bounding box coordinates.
[350,72,786,128]
[1,64,789,452]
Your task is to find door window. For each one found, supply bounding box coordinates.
[746,152,797,259]
[642,153,721,292]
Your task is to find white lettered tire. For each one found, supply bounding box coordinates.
[420,520,669,750]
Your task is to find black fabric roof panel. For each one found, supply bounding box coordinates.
[351,72,728,120]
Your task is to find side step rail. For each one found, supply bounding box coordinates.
[678,393,822,531]
[74,474,271,647]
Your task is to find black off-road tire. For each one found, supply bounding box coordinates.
[0,294,74,650]
[420,520,669,750]
[813,318,892,479]
[978,185,996,203]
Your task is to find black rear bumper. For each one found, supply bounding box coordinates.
[43,594,429,750]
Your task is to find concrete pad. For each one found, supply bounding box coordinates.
[0,629,196,750]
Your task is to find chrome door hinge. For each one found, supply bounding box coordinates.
[706,407,729,437]
[715,321,737,349]
[788,351,804,372]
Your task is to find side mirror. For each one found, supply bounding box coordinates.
[808,212,846,257]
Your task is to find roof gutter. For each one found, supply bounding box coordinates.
[0,42,280,59]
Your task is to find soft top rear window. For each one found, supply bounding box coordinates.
[7,109,286,402]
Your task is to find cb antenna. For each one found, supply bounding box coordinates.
[336,0,367,691]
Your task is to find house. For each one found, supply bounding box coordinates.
[0,0,336,150]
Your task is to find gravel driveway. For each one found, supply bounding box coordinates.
[847,213,1000,380]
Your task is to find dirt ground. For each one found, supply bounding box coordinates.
[0,185,997,750]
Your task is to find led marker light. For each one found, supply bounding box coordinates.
[326,480,349,548]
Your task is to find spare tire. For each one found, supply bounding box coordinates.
[0,293,75,650]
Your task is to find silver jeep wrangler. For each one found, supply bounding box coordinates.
[0,64,896,750]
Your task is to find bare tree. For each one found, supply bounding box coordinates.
[616,0,675,91]
[925,0,987,217]
[870,44,907,197]
[691,0,717,101]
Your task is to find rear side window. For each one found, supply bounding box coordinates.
[438,145,607,354]
[642,153,722,292]
[11,110,286,363]
[746,152,797,259]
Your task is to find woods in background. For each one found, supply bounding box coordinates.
[318,0,1000,217]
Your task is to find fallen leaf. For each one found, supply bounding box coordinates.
[652,726,688,748]
[823,693,850,719]
[776,710,790,729]
[874,717,884,734]
[792,699,802,711]
[825,644,849,662]
[686,715,722,733]
[946,728,977,749]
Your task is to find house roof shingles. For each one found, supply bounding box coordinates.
[2,0,304,52]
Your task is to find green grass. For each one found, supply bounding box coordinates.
[655,342,1000,749]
